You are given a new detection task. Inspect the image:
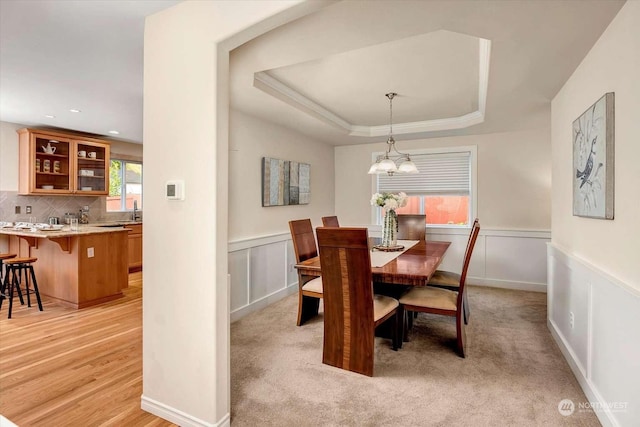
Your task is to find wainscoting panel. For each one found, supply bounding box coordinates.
[285,240,297,287]
[547,243,640,427]
[229,233,297,322]
[229,227,550,323]
[427,228,549,292]
[228,249,249,312]
[427,231,484,277]
[591,276,640,426]
[249,241,287,301]
[485,235,548,284]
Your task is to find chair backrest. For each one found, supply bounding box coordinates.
[463,218,480,261]
[316,227,375,376]
[457,221,481,308]
[397,214,426,240]
[289,219,318,263]
[321,216,340,227]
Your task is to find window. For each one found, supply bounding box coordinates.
[107,159,142,212]
[374,146,476,227]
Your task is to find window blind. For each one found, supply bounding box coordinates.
[377,151,470,195]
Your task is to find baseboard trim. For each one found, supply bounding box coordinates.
[547,320,617,427]
[469,277,547,293]
[141,395,230,427]
[230,283,298,323]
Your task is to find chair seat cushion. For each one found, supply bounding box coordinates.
[428,270,460,287]
[301,277,323,294]
[399,286,458,311]
[373,294,399,322]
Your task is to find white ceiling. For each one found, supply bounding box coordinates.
[230,0,626,145]
[0,0,180,143]
[1,0,626,146]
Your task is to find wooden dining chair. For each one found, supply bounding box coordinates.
[397,214,426,240]
[321,216,340,227]
[289,219,323,326]
[316,227,401,376]
[427,218,480,324]
[399,221,480,358]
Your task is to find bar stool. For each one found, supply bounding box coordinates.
[0,253,18,298]
[0,257,43,319]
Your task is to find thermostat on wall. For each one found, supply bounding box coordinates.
[166,180,184,200]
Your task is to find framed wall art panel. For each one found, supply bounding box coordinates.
[262,157,311,207]
[573,92,614,219]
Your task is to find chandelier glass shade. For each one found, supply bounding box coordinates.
[368,93,419,176]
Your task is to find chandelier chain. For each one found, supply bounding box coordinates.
[386,92,397,143]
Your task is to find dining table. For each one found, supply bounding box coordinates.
[295,238,451,291]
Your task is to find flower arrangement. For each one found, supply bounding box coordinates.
[370,192,408,211]
[371,192,408,247]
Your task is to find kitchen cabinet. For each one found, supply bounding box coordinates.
[18,128,110,195]
[127,224,143,272]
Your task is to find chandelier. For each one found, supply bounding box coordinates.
[368,93,418,175]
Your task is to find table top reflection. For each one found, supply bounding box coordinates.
[295,239,450,286]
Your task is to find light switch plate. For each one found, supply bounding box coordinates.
[87,247,94,258]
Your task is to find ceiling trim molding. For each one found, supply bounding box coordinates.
[253,72,353,130]
[254,37,491,137]
[478,38,491,117]
[350,111,485,137]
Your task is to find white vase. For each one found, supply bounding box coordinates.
[381,209,398,247]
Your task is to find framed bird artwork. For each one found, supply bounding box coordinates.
[572,92,614,219]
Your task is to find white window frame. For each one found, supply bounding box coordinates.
[370,145,477,229]
[108,158,143,212]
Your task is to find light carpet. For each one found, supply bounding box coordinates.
[230,286,600,426]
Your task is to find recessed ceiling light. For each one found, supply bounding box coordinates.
[44,115,55,118]
[69,109,81,113]
[108,130,120,135]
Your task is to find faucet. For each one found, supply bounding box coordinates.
[132,200,141,221]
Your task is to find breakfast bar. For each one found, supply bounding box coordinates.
[0,225,129,308]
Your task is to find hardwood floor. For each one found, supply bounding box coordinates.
[0,272,175,426]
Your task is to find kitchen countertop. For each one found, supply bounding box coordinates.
[0,224,131,238]
[89,220,143,226]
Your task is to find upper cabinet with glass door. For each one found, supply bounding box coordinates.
[18,128,110,196]
[74,140,110,194]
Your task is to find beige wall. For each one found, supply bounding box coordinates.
[0,121,23,190]
[335,127,551,230]
[551,1,639,290]
[229,110,334,240]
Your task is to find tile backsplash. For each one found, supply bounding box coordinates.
[0,191,141,223]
